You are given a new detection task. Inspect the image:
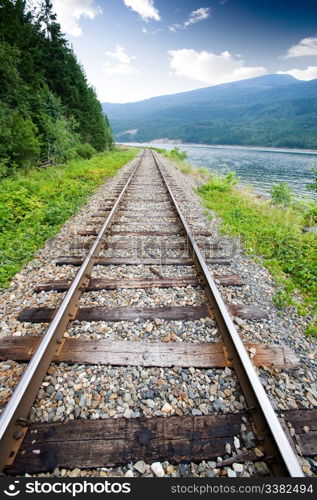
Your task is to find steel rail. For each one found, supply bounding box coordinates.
[152,149,303,477]
[0,153,143,471]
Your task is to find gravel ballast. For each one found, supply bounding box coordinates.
[0,149,316,477]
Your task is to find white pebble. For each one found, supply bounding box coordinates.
[234,436,240,449]
[151,462,165,477]
[233,463,244,473]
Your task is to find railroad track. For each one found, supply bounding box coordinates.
[0,149,314,477]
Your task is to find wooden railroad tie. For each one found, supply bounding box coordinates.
[78,229,214,237]
[79,230,184,237]
[116,209,177,214]
[123,199,172,203]
[92,210,176,216]
[0,338,299,369]
[34,275,244,292]
[279,410,317,457]
[69,241,222,250]
[17,304,269,323]
[115,216,178,221]
[55,257,232,266]
[5,410,317,475]
[4,414,253,474]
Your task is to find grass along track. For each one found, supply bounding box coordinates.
[197,179,317,334]
[0,148,139,289]
[155,148,316,335]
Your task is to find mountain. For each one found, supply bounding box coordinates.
[102,75,317,149]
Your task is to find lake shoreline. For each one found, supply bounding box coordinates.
[127,142,317,199]
[121,141,317,156]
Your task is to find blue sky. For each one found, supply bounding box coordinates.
[51,0,317,102]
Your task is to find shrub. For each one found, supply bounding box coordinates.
[0,108,41,172]
[306,322,317,337]
[307,168,317,193]
[45,117,81,163]
[76,143,97,159]
[169,147,188,161]
[0,159,9,178]
[270,182,293,207]
[303,199,317,225]
[9,111,41,168]
[198,171,239,193]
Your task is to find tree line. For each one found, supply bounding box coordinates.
[0,0,113,177]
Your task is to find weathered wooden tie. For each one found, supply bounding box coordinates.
[229,304,269,320]
[18,305,210,323]
[70,241,221,250]
[5,414,249,474]
[79,229,214,237]
[34,274,244,292]
[5,410,317,474]
[79,230,183,237]
[124,198,171,203]
[282,410,317,457]
[0,337,299,369]
[55,257,232,266]
[117,209,176,214]
[18,304,268,323]
[35,277,200,292]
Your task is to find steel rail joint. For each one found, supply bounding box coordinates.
[152,149,304,478]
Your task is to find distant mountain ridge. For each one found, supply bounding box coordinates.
[102,75,317,149]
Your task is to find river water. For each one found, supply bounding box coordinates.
[126,143,317,199]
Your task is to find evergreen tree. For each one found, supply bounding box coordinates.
[0,0,113,176]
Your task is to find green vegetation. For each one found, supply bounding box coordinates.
[168,147,188,161]
[0,148,138,288]
[0,0,113,178]
[105,74,317,149]
[308,168,317,193]
[270,183,293,207]
[197,173,317,335]
[152,147,211,181]
[154,147,317,334]
[199,171,239,191]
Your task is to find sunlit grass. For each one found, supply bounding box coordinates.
[0,148,139,288]
[197,175,317,335]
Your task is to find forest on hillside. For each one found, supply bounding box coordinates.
[104,76,317,149]
[0,0,113,178]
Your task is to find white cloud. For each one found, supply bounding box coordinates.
[169,7,211,32]
[123,0,160,21]
[277,66,317,81]
[102,45,137,76]
[52,0,101,37]
[106,45,135,64]
[168,49,267,85]
[184,8,210,27]
[283,36,317,59]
